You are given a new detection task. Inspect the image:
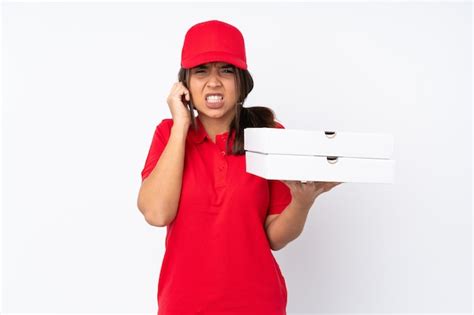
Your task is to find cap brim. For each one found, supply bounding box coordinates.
[181,51,247,70]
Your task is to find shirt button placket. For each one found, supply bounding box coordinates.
[215,136,228,187]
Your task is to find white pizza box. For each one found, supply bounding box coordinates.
[244,128,395,183]
[244,128,394,159]
[245,151,395,183]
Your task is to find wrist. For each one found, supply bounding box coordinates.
[290,198,312,212]
[171,123,189,138]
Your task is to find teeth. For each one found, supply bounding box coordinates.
[206,95,223,101]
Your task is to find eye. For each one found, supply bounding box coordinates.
[222,68,234,73]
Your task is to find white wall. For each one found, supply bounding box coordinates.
[2,1,472,314]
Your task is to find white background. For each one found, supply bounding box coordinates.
[2,1,472,314]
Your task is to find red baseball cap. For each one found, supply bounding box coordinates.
[181,20,248,70]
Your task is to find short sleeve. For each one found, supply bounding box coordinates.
[267,120,292,215]
[268,180,292,215]
[140,119,173,182]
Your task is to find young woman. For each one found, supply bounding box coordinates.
[138,19,341,315]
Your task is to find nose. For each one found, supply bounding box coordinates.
[206,70,222,88]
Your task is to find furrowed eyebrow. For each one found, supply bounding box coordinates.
[195,63,233,69]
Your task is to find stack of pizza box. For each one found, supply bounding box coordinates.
[244,127,395,184]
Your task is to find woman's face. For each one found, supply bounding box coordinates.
[188,62,238,122]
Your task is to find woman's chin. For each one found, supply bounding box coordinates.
[205,100,225,109]
[194,103,235,119]
[198,109,231,120]
[199,105,225,115]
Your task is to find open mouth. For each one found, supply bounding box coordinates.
[205,93,224,108]
[205,93,224,102]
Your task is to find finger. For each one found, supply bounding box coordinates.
[306,181,318,193]
[172,83,184,96]
[296,181,303,191]
[300,180,308,190]
[177,85,190,99]
[324,182,341,192]
[175,81,183,90]
[330,182,341,188]
[306,181,315,192]
[183,89,190,101]
[312,181,324,190]
[309,181,319,192]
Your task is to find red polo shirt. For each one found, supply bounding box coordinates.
[141,115,292,315]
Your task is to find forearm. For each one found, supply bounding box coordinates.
[266,200,312,251]
[138,125,188,226]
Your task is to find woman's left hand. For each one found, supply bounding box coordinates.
[282,180,343,210]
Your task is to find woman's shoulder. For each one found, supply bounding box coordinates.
[151,118,174,139]
[158,118,174,127]
[155,118,174,130]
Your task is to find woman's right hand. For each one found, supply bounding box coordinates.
[167,81,192,128]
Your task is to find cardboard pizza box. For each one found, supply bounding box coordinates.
[244,128,395,184]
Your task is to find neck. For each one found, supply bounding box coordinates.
[198,114,235,141]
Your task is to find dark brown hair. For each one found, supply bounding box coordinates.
[178,64,278,155]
